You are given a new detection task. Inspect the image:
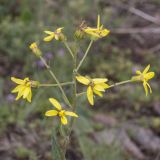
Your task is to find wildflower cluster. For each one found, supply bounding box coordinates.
[10,14,155,158]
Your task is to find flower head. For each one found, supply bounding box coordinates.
[43,27,66,42]
[11,77,39,102]
[83,15,110,39]
[131,64,155,96]
[29,42,42,57]
[45,98,78,125]
[76,76,110,105]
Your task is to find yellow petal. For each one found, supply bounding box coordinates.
[11,85,22,93]
[55,34,59,40]
[56,27,64,33]
[84,29,100,38]
[15,86,25,100]
[11,77,24,84]
[100,83,110,89]
[143,64,150,74]
[30,42,37,50]
[44,30,54,35]
[92,78,108,84]
[146,82,152,94]
[84,27,110,38]
[144,72,155,80]
[143,81,148,96]
[45,110,58,116]
[61,116,68,125]
[23,87,30,98]
[65,111,78,117]
[49,98,62,110]
[15,93,23,101]
[99,29,110,37]
[27,90,32,102]
[85,27,98,31]
[94,84,105,91]
[43,35,55,42]
[87,86,94,105]
[76,76,90,85]
[93,89,103,97]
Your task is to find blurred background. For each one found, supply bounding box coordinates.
[0,0,160,160]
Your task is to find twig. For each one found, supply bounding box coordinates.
[149,44,160,53]
[128,7,160,25]
[112,27,160,34]
[102,1,160,25]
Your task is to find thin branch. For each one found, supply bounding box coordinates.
[40,81,74,87]
[76,40,93,72]
[128,7,160,25]
[149,44,160,53]
[64,42,74,59]
[112,27,160,34]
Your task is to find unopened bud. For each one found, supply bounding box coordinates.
[31,80,40,88]
[58,33,67,41]
[29,42,42,57]
[74,29,85,40]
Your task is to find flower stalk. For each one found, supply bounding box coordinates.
[109,79,132,88]
[39,82,74,87]
[63,41,74,59]
[76,40,93,72]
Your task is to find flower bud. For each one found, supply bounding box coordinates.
[74,29,85,40]
[29,42,42,57]
[31,80,40,88]
[57,33,67,42]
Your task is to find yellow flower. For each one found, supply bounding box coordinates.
[29,42,41,57]
[76,76,110,105]
[45,98,78,125]
[43,27,66,42]
[11,77,39,102]
[132,64,155,96]
[83,15,110,39]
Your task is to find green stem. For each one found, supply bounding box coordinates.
[64,41,74,59]
[76,92,86,97]
[39,56,72,108]
[72,56,77,113]
[39,82,74,87]
[66,46,79,142]
[109,80,132,88]
[76,40,93,72]
[58,43,78,159]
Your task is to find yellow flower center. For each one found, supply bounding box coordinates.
[140,74,148,82]
[24,79,31,87]
[58,110,65,117]
[89,81,95,88]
